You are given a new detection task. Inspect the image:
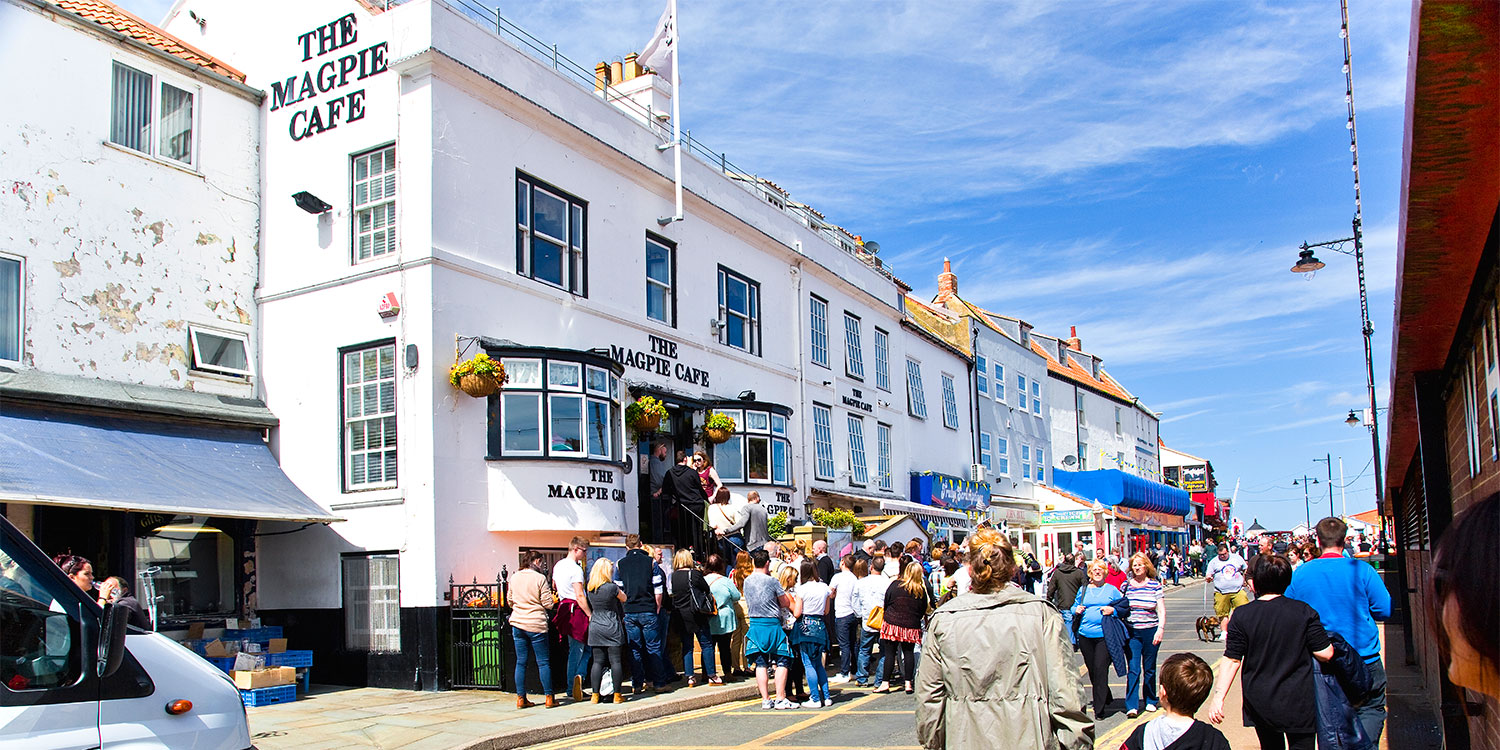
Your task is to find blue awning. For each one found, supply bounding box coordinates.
[0,406,339,523]
[1052,469,1190,516]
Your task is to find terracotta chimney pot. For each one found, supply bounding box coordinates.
[1066,325,1082,351]
[936,258,958,301]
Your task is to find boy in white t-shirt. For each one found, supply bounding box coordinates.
[551,537,592,701]
[1122,653,1230,750]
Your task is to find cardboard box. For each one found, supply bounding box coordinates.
[232,667,296,690]
[268,638,287,654]
[233,652,264,671]
[203,639,228,658]
[186,622,206,640]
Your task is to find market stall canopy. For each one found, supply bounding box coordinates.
[0,405,339,523]
[1052,468,1190,516]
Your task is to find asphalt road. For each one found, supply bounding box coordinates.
[526,578,1227,750]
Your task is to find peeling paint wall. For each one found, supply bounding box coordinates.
[0,0,261,395]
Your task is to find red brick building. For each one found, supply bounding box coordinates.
[1385,2,1499,748]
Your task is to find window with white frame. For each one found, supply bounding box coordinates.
[1020,444,1031,480]
[645,234,675,326]
[906,359,927,419]
[1115,406,1123,435]
[110,61,197,167]
[1031,379,1041,416]
[342,553,400,652]
[844,312,864,379]
[188,325,251,378]
[1017,374,1028,411]
[517,173,587,295]
[876,422,892,491]
[940,373,959,429]
[976,355,989,396]
[353,145,397,262]
[812,403,835,480]
[979,432,992,470]
[847,415,868,486]
[718,267,760,355]
[1076,392,1085,426]
[494,355,621,461]
[1035,448,1045,482]
[996,436,1010,476]
[0,255,22,362]
[712,409,791,485]
[809,295,829,368]
[874,328,891,391]
[994,363,1005,402]
[342,342,397,490]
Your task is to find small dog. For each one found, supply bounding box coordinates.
[1196,615,1222,642]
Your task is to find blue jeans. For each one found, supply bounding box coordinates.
[1126,625,1159,711]
[721,535,744,564]
[623,612,667,688]
[565,636,590,692]
[856,629,884,686]
[1357,657,1387,746]
[835,614,860,676]
[800,643,830,702]
[1060,610,1076,645]
[683,625,717,679]
[511,627,551,699]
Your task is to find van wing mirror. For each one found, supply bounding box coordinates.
[97,603,129,678]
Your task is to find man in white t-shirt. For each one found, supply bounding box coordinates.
[827,554,860,683]
[552,537,592,700]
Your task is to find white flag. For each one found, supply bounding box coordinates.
[639,1,676,82]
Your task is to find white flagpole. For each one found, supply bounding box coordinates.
[659,0,683,226]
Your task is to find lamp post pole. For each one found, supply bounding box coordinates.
[1312,454,1334,522]
[1294,476,1320,531]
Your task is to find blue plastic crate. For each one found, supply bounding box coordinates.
[262,650,312,668]
[204,656,235,673]
[240,684,296,707]
[222,626,282,642]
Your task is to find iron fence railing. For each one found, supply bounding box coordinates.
[446,571,508,690]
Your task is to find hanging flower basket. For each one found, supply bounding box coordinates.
[626,396,669,434]
[450,353,506,398]
[703,411,737,444]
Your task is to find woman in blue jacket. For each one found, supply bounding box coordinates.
[1074,558,1125,719]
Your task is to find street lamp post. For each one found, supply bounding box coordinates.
[1293,476,1321,531]
[1312,454,1334,520]
[1289,0,1385,543]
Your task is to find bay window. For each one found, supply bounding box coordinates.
[712,408,792,485]
[490,351,621,463]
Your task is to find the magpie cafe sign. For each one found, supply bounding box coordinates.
[610,334,710,388]
[546,468,626,503]
[270,14,389,141]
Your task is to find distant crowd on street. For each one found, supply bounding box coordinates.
[493,493,1500,750]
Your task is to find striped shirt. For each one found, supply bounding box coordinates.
[1121,577,1163,628]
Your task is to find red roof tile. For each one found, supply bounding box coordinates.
[1029,340,1134,403]
[53,0,246,82]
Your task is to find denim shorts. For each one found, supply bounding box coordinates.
[747,651,790,669]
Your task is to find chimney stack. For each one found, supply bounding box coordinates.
[1066,325,1082,351]
[936,258,958,301]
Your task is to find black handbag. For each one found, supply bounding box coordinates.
[688,572,717,615]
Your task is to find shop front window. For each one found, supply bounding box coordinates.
[135,517,234,619]
[712,408,792,486]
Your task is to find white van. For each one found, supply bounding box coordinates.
[0,515,252,749]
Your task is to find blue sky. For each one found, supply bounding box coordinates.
[125,0,1409,529]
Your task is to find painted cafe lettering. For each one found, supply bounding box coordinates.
[610,334,710,388]
[269,14,389,141]
[547,468,626,503]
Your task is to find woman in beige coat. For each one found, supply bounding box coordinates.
[916,529,1093,750]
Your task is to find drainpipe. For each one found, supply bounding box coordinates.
[970,324,981,468]
[792,258,808,518]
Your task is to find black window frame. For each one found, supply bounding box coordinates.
[516,171,589,297]
[716,265,761,356]
[485,345,626,464]
[644,231,677,327]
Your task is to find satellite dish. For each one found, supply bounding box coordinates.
[1063,455,1078,466]
[862,241,880,254]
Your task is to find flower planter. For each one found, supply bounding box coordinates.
[704,427,733,444]
[630,414,663,433]
[458,372,502,398]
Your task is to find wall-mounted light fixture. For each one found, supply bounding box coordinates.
[292,191,332,214]
[738,390,756,401]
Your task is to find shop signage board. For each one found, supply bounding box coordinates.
[1180,465,1208,491]
[610,333,711,388]
[910,472,990,511]
[270,13,390,141]
[1043,509,1094,525]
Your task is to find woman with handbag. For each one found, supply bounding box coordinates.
[876,560,928,694]
[792,560,833,708]
[669,549,720,686]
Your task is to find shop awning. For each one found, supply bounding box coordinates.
[878,497,972,524]
[1052,469,1190,516]
[0,406,339,523]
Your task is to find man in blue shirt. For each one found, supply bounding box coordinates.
[1286,517,1392,744]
